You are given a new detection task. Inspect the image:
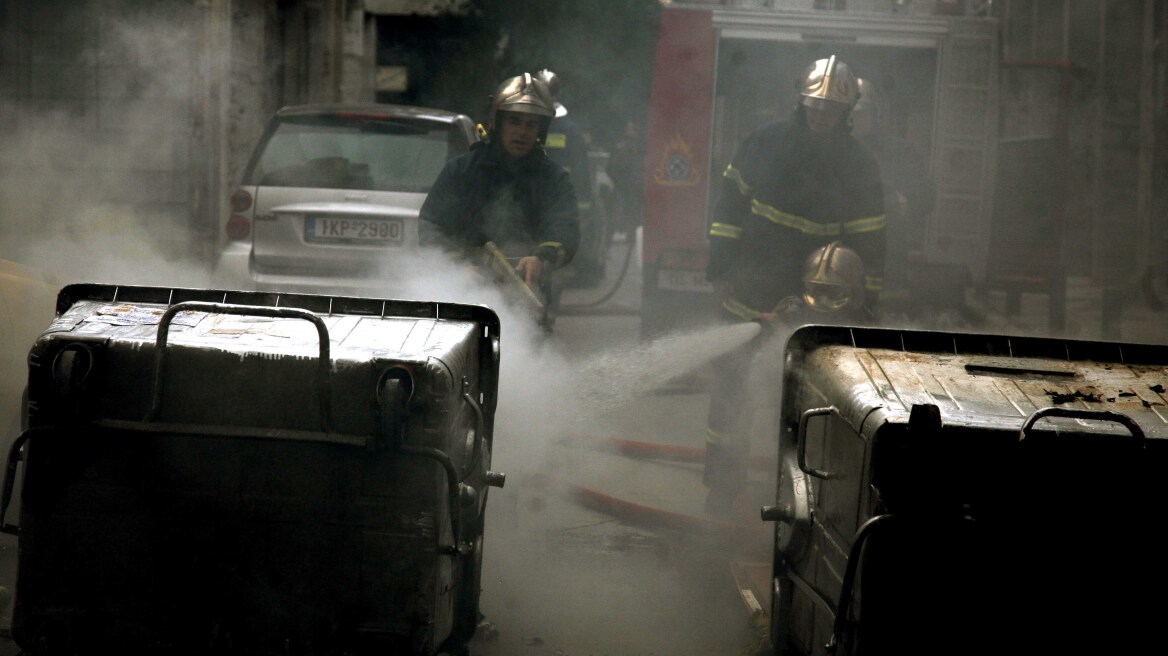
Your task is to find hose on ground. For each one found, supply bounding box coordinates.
[561,228,639,309]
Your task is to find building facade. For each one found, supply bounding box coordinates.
[0,0,377,265]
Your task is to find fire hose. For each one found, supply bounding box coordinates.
[558,227,639,313]
[476,241,554,330]
[519,434,776,537]
[561,433,775,470]
[481,241,545,311]
[522,472,759,539]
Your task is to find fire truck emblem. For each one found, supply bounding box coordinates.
[653,134,700,186]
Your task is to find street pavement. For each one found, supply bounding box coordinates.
[468,230,772,656]
[1,229,1165,656]
[465,231,1168,656]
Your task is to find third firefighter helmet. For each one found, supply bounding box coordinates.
[799,55,860,109]
[852,77,880,115]
[535,69,568,118]
[488,72,555,131]
[802,241,865,312]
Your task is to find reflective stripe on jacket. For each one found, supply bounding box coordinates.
[706,116,885,314]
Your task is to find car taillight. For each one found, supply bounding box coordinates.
[225,214,251,240]
[230,189,253,212]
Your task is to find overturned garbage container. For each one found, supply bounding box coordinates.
[763,325,1168,656]
[1,283,504,656]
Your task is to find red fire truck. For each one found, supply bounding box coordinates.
[639,1,1000,337]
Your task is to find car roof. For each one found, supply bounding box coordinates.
[274,103,472,124]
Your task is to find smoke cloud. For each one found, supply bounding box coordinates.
[0,9,763,646]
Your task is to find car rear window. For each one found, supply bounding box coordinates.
[244,113,469,192]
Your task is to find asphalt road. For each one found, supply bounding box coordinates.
[466,232,772,656]
[8,228,1166,656]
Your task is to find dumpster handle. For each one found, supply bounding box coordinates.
[460,382,486,483]
[376,368,414,450]
[146,302,333,432]
[378,374,467,556]
[400,445,465,555]
[1018,407,1145,443]
[0,428,45,535]
[798,407,838,480]
[826,513,898,655]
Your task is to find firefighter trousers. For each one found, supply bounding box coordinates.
[704,319,778,501]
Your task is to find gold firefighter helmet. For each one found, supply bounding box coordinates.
[535,69,568,118]
[488,73,555,131]
[802,241,865,312]
[799,55,860,109]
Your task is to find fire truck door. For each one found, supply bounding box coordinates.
[928,18,1000,284]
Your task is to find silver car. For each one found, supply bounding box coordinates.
[213,103,479,292]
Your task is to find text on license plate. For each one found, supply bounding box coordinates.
[658,268,713,293]
[307,216,404,243]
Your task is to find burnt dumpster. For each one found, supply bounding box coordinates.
[763,325,1168,656]
[0,284,504,656]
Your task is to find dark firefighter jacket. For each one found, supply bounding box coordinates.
[544,115,593,214]
[706,116,886,320]
[420,140,580,266]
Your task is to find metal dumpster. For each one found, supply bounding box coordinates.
[763,325,1168,656]
[1,284,504,656]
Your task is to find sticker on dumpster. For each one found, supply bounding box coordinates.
[85,304,204,327]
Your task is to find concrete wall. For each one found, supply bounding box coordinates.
[0,0,203,259]
[0,0,376,274]
[995,0,1164,287]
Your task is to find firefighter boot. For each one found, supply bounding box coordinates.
[703,441,748,517]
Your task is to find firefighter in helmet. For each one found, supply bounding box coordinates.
[774,241,873,324]
[420,72,580,329]
[702,56,885,516]
[535,69,602,287]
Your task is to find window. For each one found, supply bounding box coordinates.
[246,114,460,193]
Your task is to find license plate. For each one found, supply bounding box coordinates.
[658,268,713,293]
[306,216,404,244]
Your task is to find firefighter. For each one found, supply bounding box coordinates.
[535,68,602,287]
[420,72,580,330]
[851,77,935,291]
[775,241,873,325]
[702,55,885,515]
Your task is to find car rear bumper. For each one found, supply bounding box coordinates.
[210,242,256,292]
[212,242,405,296]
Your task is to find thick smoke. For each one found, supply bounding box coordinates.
[0,10,210,290]
[0,14,771,655]
[364,246,767,488]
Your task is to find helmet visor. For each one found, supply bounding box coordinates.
[803,282,854,312]
[801,95,849,110]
